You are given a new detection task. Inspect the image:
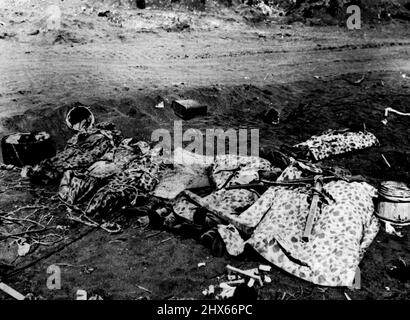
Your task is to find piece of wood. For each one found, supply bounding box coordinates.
[224,279,245,286]
[0,282,25,300]
[259,264,272,272]
[302,176,323,242]
[226,265,262,282]
[183,190,222,218]
[381,154,392,168]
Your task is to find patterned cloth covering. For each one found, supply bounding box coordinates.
[25,122,123,184]
[171,153,276,225]
[293,129,379,161]
[58,138,167,218]
[24,122,168,219]
[85,156,165,217]
[217,165,380,287]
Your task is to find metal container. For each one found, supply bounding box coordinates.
[1,132,55,167]
[172,99,207,120]
[376,181,410,225]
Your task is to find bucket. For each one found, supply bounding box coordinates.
[1,132,55,167]
[376,181,410,225]
[66,104,95,131]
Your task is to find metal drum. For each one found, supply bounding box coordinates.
[376,181,410,225]
[1,132,55,167]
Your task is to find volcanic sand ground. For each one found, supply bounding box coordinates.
[0,0,410,300]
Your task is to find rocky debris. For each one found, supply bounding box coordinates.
[233,0,410,25]
[97,10,125,27]
[51,30,86,45]
[0,25,16,39]
[165,17,191,32]
[284,0,410,24]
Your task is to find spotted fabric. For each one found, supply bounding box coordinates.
[43,125,167,218]
[293,130,379,161]
[57,135,156,200]
[211,154,273,189]
[217,224,245,256]
[26,124,122,184]
[218,180,380,287]
[59,170,105,205]
[85,170,144,218]
[84,152,166,218]
[219,162,323,235]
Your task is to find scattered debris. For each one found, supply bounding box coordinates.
[343,75,366,86]
[155,101,165,109]
[224,279,245,286]
[0,163,17,171]
[100,222,122,234]
[259,264,272,272]
[247,278,255,287]
[381,154,392,168]
[208,285,215,295]
[344,292,352,300]
[136,285,152,294]
[218,284,236,299]
[159,237,172,244]
[226,265,262,284]
[384,221,404,237]
[17,241,31,257]
[382,107,410,125]
[88,294,103,300]
[82,266,95,274]
[76,289,87,300]
[24,293,45,300]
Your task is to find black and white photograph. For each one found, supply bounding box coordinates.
[0,0,410,310]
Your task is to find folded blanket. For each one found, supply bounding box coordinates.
[293,130,379,161]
